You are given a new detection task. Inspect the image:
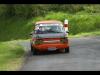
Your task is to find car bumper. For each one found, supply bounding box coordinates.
[32,43,69,52]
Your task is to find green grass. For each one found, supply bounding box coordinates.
[0,40,25,71]
[69,30,100,38]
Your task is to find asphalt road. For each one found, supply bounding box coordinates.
[20,36,100,71]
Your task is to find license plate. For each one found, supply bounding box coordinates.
[48,47,57,51]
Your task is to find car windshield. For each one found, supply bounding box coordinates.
[35,24,65,34]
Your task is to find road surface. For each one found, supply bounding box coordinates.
[19,36,100,71]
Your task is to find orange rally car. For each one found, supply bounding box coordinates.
[30,20,69,55]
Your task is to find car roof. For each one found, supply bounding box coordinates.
[35,20,63,25]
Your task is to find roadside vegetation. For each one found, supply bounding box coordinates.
[0,40,25,71]
[0,12,100,42]
[69,30,100,38]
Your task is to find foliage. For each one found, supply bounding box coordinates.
[0,40,25,71]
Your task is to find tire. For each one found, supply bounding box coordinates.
[31,44,37,55]
[65,47,70,53]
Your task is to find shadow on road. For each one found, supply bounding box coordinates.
[28,50,67,56]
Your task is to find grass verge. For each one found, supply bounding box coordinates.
[69,30,100,38]
[0,40,25,71]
